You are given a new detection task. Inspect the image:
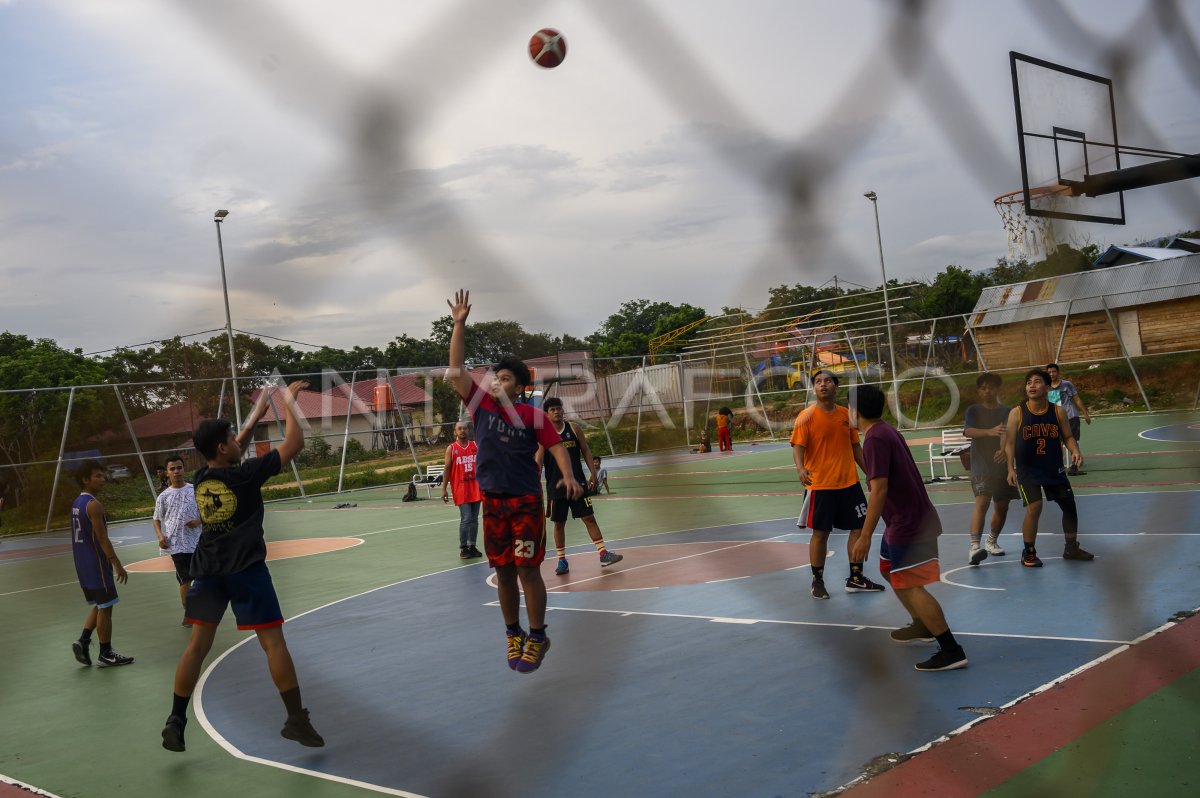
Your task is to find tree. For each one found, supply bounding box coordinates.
[919,265,988,319]
[589,300,707,358]
[0,333,108,504]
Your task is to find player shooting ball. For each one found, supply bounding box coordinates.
[443,289,583,674]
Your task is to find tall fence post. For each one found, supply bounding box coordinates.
[1054,300,1074,363]
[961,314,988,372]
[113,385,158,500]
[45,387,76,533]
[634,356,646,454]
[914,318,937,428]
[677,354,691,448]
[267,383,307,497]
[336,370,359,493]
[1100,297,1152,411]
[384,369,422,472]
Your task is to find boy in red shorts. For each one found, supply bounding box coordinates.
[849,384,967,672]
[445,289,583,673]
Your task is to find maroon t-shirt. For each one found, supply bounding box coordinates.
[462,380,561,497]
[862,422,941,545]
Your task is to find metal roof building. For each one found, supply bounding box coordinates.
[966,253,1200,374]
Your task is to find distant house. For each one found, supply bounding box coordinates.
[252,373,432,452]
[1092,246,1192,268]
[1165,236,1200,254]
[966,253,1200,368]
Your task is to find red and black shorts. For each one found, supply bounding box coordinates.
[879,536,941,589]
[797,484,868,532]
[483,493,546,568]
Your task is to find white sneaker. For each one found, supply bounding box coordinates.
[968,543,988,566]
[984,535,1005,556]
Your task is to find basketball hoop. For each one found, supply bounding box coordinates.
[994,185,1068,261]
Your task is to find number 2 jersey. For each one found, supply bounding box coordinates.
[71,492,114,591]
[1014,401,1068,485]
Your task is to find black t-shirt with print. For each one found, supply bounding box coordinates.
[190,450,282,577]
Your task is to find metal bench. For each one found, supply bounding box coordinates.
[412,464,446,498]
[927,429,971,482]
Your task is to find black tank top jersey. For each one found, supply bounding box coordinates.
[1014,400,1067,484]
[544,421,587,497]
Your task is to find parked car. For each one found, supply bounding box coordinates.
[106,465,131,480]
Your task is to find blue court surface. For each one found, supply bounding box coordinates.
[196,490,1200,798]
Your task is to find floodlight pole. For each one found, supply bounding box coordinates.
[865,191,901,423]
[213,210,243,432]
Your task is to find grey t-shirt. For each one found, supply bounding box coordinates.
[1048,379,1079,419]
[964,403,1010,480]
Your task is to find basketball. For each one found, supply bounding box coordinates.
[529,28,567,69]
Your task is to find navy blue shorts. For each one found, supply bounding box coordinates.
[185,561,284,630]
[80,585,119,609]
[1017,480,1073,507]
[797,484,868,532]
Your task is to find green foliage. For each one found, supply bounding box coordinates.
[919,265,989,319]
[295,436,335,468]
[589,300,707,358]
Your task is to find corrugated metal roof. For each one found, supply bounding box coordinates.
[970,253,1200,328]
[1094,246,1191,266]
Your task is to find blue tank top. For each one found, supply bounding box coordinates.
[1014,401,1067,485]
[71,493,112,590]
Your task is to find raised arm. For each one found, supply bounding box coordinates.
[275,380,309,467]
[445,289,475,400]
[236,385,278,451]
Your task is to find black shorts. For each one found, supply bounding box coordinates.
[1069,417,1081,442]
[1017,481,1073,507]
[797,483,868,532]
[170,552,194,585]
[972,473,1018,501]
[80,585,120,609]
[547,494,595,523]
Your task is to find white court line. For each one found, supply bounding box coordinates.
[0,580,77,598]
[519,602,1134,645]
[547,533,797,593]
[0,773,63,797]
[829,607,1200,794]
[357,519,457,537]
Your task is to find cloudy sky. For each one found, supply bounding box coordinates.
[2,0,1198,357]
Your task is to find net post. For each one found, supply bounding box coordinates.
[1054,300,1074,363]
[44,387,75,533]
[634,356,645,454]
[113,385,158,501]
[336,369,359,494]
[1100,297,1151,411]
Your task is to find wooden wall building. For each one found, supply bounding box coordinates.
[966,253,1200,369]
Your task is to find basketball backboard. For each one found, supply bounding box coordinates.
[1010,51,1125,224]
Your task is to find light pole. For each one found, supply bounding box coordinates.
[864,191,901,421]
[213,209,243,432]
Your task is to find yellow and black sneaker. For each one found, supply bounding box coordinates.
[506,630,527,670]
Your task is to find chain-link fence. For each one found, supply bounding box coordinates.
[4,279,1198,537]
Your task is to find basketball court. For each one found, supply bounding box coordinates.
[3,411,1198,797]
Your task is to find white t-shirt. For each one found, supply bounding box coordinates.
[154,483,201,555]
